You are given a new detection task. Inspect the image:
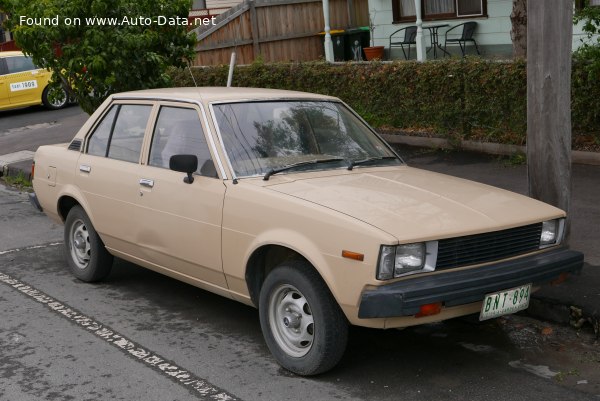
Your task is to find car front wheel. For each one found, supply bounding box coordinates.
[259,261,348,375]
[64,205,113,282]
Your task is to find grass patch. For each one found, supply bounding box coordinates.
[2,171,33,190]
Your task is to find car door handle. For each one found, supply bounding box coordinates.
[79,165,91,173]
[139,179,154,188]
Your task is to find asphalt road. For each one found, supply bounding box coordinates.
[0,106,598,400]
[0,105,88,154]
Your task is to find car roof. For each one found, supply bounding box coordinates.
[0,51,25,58]
[112,87,339,103]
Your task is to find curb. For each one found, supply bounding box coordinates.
[1,160,33,180]
[380,133,600,166]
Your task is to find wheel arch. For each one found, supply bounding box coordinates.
[245,243,330,308]
[56,187,94,225]
[57,195,80,222]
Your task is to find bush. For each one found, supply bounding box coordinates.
[170,59,598,147]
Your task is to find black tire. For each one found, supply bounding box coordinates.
[63,205,113,282]
[259,260,348,375]
[42,85,68,110]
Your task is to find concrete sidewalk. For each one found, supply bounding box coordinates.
[2,146,599,336]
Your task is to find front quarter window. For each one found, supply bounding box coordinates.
[213,101,400,177]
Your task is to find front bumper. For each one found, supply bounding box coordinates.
[358,247,584,318]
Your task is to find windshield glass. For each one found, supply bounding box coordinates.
[213,101,401,177]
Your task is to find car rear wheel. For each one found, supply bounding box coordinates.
[42,85,68,110]
[64,206,113,282]
[259,261,348,375]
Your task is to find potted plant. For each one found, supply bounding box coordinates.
[363,11,385,61]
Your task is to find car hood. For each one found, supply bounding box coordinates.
[264,167,564,242]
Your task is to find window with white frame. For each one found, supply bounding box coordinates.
[393,0,486,22]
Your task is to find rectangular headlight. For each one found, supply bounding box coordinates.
[395,243,425,274]
[377,242,437,280]
[540,218,565,248]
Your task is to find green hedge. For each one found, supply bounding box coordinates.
[170,59,599,147]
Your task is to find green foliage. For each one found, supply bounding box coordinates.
[2,0,196,114]
[573,2,600,137]
[171,59,597,147]
[2,171,32,189]
[573,0,600,80]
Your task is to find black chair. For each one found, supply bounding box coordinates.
[389,26,417,60]
[444,21,480,57]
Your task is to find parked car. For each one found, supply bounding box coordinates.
[0,51,68,111]
[30,87,583,375]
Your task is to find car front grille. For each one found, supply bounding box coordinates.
[435,223,543,270]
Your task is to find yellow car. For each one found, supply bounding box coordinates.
[0,51,68,111]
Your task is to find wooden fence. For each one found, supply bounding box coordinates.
[192,0,368,66]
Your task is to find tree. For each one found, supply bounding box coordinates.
[574,0,600,75]
[1,0,196,114]
[510,0,527,58]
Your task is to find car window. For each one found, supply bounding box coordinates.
[5,56,37,74]
[107,105,152,163]
[149,106,217,178]
[87,104,151,163]
[0,59,8,76]
[87,106,118,157]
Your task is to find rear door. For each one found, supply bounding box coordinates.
[76,102,155,256]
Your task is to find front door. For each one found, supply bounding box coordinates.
[134,104,227,290]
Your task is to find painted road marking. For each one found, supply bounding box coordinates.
[0,242,62,256]
[0,269,241,401]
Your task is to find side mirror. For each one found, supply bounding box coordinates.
[169,154,198,184]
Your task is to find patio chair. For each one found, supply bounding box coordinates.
[389,26,417,60]
[444,21,480,57]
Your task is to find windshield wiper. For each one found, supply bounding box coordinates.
[347,156,398,170]
[263,158,345,181]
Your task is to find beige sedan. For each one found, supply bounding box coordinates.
[30,87,583,375]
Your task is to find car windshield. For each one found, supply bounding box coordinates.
[213,101,402,178]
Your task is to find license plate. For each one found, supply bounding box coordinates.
[10,80,38,92]
[479,283,531,321]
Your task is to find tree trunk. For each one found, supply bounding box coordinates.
[527,0,573,240]
[511,0,527,58]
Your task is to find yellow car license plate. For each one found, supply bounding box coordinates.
[479,283,531,321]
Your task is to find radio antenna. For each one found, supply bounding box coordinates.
[187,63,198,87]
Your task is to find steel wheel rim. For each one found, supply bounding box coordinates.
[268,284,314,358]
[69,218,91,269]
[49,88,67,108]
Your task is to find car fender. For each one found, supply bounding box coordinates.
[243,228,347,307]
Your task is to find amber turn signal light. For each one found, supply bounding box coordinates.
[341,250,364,261]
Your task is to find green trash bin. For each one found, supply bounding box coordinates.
[344,27,370,61]
[319,29,345,61]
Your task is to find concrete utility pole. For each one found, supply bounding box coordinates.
[322,0,334,62]
[527,0,572,236]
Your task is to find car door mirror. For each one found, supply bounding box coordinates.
[169,154,198,184]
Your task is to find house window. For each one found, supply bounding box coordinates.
[393,0,486,22]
